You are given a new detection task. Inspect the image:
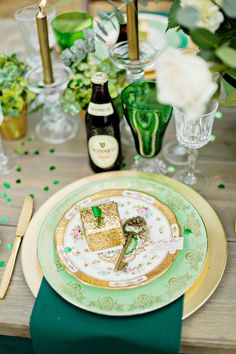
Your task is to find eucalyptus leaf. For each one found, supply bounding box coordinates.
[223,0,236,18]
[198,49,216,61]
[114,7,125,24]
[176,6,199,29]
[190,28,220,49]
[216,46,236,68]
[167,0,181,31]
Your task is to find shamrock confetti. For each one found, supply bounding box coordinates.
[3,181,11,189]
[134,154,141,161]
[6,198,12,203]
[0,261,5,268]
[49,148,55,153]
[218,184,225,189]
[64,247,72,253]
[183,228,192,236]
[1,192,7,198]
[14,149,21,155]
[28,135,36,142]
[7,243,13,250]
[29,194,35,199]
[121,162,126,169]
[53,180,59,185]
[167,165,175,173]
[210,134,216,142]
[24,150,29,155]
[19,141,25,146]
[0,216,9,223]
[34,150,40,155]
[50,166,56,171]
[16,179,21,184]
[215,111,222,119]
[44,186,50,192]
[16,167,22,172]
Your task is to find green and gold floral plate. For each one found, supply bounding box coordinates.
[38,176,207,316]
[55,189,181,289]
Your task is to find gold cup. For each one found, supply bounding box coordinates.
[1,104,27,140]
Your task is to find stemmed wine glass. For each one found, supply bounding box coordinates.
[173,100,218,193]
[121,81,172,173]
[0,104,19,175]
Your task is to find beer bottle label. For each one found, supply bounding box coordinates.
[88,135,119,169]
[88,102,114,116]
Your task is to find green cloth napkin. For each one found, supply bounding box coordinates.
[0,335,34,354]
[30,278,183,354]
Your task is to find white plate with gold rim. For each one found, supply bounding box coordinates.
[55,189,181,289]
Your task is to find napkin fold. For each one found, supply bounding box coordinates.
[30,278,183,354]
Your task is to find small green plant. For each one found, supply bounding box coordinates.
[0,54,35,117]
[61,58,127,115]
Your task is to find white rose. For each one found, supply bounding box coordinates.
[181,0,224,33]
[156,49,217,121]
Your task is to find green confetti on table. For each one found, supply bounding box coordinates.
[7,243,13,250]
[44,186,50,192]
[1,192,7,198]
[3,182,11,189]
[167,165,175,173]
[6,198,12,203]
[49,148,55,153]
[53,180,59,185]
[29,194,35,199]
[134,154,141,161]
[14,149,21,155]
[210,134,216,142]
[64,247,72,253]
[16,167,22,172]
[19,141,25,146]
[215,111,222,119]
[24,150,29,155]
[28,135,36,142]
[183,228,192,236]
[16,179,21,184]
[50,166,56,171]
[0,261,5,268]
[218,183,225,189]
[0,216,9,223]
[34,150,40,155]
[121,162,126,169]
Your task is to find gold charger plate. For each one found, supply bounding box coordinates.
[21,171,227,319]
[55,189,181,289]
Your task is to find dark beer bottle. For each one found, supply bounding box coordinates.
[85,72,122,173]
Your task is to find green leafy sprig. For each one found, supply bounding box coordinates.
[0,54,35,117]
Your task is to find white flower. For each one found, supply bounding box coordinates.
[181,0,224,33]
[156,49,217,121]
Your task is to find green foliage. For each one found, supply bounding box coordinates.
[216,45,236,68]
[167,0,181,31]
[190,28,220,50]
[61,58,127,116]
[0,54,35,117]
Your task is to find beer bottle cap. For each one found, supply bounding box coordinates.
[91,72,108,85]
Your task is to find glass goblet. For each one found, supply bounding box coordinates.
[0,105,19,176]
[173,100,218,193]
[121,81,172,173]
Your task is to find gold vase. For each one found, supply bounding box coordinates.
[1,104,27,140]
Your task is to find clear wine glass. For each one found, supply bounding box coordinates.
[173,100,218,193]
[0,104,19,175]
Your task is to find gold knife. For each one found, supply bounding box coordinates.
[0,196,34,299]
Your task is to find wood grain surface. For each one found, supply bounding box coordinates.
[0,19,236,354]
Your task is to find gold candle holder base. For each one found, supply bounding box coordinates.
[1,104,27,140]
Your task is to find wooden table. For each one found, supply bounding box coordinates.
[0,20,236,354]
